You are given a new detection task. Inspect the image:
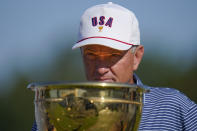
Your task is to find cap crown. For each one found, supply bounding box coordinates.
[73,2,140,50]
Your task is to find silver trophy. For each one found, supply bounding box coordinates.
[28,82,147,131]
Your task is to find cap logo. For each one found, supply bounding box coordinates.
[92,16,113,32]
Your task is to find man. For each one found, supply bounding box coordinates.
[32,2,197,131]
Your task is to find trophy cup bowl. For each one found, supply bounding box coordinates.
[28,82,146,131]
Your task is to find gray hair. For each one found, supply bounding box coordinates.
[131,46,138,54]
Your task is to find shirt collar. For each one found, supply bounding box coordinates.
[133,73,150,89]
[133,73,143,85]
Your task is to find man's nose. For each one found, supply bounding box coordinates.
[97,67,109,75]
[95,56,110,75]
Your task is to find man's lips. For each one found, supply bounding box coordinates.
[94,77,115,82]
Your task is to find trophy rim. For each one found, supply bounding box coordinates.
[27,81,142,91]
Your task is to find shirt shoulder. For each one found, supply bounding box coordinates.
[144,86,195,110]
[140,86,197,130]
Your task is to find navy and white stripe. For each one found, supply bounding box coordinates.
[32,121,37,131]
[134,74,197,131]
[32,74,197,131]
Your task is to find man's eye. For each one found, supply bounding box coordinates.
[111,53,121,58]
[86,52,95,56]
[110,53,122,62]
[85,53,96,59]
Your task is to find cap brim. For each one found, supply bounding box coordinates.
[72,37,133,50]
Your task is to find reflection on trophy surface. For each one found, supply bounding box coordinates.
[28,82,147,131]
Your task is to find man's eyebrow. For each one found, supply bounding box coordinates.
[111,50,125,54]
[83,47,125,54]
[84,48,96,52]
[83,48,97,54]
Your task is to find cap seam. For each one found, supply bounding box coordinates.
[77,36,134,46]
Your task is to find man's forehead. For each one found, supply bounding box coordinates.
[82,44,125,53]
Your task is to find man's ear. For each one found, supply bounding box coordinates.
[133,45,144,71]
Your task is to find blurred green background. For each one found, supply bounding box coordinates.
[0,0,197,130]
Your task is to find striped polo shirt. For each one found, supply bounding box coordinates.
[134,74,197,131]
[32,74,197,131]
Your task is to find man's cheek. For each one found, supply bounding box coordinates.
[86,66,94,77]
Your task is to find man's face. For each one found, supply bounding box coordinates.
[81,45,135,84]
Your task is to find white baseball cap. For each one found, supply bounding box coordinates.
[72,2,140,50]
